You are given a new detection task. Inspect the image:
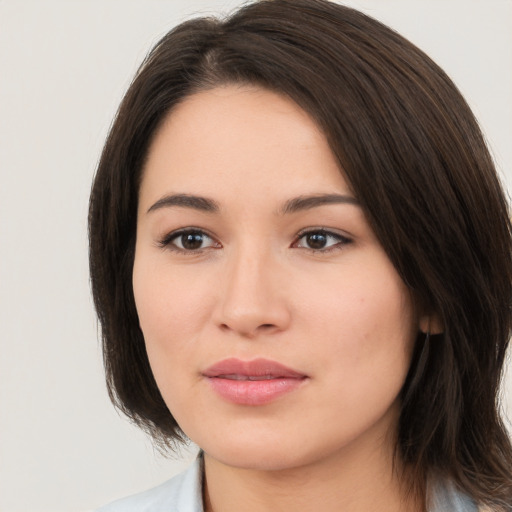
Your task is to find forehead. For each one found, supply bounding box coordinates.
[139,85,352,208]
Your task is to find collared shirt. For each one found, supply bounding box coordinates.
[96,456,479,512]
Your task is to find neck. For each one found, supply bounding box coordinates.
[202,437,425,512]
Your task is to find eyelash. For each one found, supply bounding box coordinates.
[157,228,219,253]
[158,228,352,254]
[293,228,352,253]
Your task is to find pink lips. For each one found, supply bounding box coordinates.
[202,358,307,406]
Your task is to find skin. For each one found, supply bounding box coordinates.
[133,85,427,511]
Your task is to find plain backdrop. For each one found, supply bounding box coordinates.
[1,1,511,511]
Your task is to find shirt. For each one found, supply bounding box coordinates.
[96,456,479,512]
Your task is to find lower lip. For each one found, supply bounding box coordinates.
[206,377,305,405]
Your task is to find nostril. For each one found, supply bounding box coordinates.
[217,322,279,337]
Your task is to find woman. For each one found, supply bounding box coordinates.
[89,0,512,510]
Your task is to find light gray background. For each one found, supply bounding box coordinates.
[1,1,511,511]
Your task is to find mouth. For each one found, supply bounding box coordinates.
[202,358,308,406]
[213,374,284,381]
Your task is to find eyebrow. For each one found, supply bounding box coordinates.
[147,194,220,214]
[280,193,359,214]
[146,192,359,215]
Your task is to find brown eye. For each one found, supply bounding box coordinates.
[180,232,205,250]
[163,230,218,251]
[305,232,328,249]
[295,230,351,251]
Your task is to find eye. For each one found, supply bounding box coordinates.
[294,229,351,251]
[159,229,220,252]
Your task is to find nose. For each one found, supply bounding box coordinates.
[214,247,291,338]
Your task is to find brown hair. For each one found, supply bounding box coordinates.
[89,0,512,508]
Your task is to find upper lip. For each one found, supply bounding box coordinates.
[202,358,307,379]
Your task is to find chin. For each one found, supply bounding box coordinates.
[206,445,309,471]
[196,430,345,473]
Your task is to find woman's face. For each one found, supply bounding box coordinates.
[133,85,419,471]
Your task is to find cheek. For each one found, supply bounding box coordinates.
[300,260,417,390]
[132,252,215,388]
[132,257,213,417]
[134,254,207,338]
[301,283,415,444]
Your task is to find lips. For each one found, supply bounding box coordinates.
[202,358,307,405]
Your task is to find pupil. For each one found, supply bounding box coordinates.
[307,233,327,249]
[182,232,203,250]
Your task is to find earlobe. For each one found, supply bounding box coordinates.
[419,313,444,335]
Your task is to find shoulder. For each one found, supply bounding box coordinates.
[95,457,203,512]
[428,477,480,512]
[428,478,511,511]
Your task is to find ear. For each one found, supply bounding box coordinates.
[419,312,444,335]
